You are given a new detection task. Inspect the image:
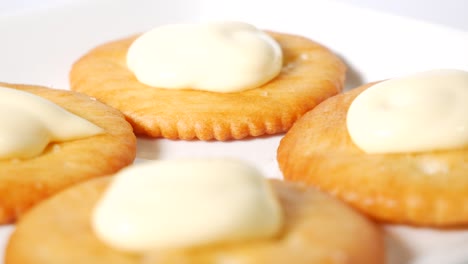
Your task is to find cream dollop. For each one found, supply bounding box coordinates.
[0,87,103,159]
[92,159,283,252]
[347,69,468,153]
[126,22,283,93]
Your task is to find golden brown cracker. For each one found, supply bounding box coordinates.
[6,177,383,264]
[278,84,468,226]
[0,83,136,224]
[70,32,346,140]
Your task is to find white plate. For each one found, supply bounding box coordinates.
[1,0,468,263]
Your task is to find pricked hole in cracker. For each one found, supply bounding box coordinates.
[418,158,449,175]
[406,196,423,209]
[64,161,80,169]
[331,251,348,263]
[384,199,397,209]
[343,192,359,202]
[281,62,296,73]
[299,53,310,61]
[52,144,61,153]
[363,198,375,207]
[34,182,44,190]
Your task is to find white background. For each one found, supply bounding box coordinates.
[0,1,468,264]
[340,0,468,31]
[1,0,467,31]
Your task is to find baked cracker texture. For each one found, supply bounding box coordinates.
[0,83,136,224]
[6,177,384,264]
[278,84,468,226]
[70,31,346,140]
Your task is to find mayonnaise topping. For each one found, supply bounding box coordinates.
[347,69,468,153]
[0,87,103,159]
[126,22,283,93]
[92,159,283,252]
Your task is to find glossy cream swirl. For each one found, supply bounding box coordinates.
[0,87,103,159]
[92,159,283,252]
[127,22,283,93]
[347,69,468,153]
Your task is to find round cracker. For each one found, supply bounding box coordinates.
[6,177,383,264]
[0,83,136,224]
[278,84,468,226]
[70,32,346,140]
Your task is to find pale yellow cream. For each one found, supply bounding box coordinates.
[92,159,283,252]
[347,69,468,153]
[126,22,283,93]
[0,87,103,159]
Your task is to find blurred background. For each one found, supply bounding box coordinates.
[1,0,467,31]
[342,0,468,31]
[0,1,467,264]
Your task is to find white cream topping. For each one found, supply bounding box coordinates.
[347,69,468,153]
[126,22,283,93]
[92,159,283,252]
[0,87,103,159]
